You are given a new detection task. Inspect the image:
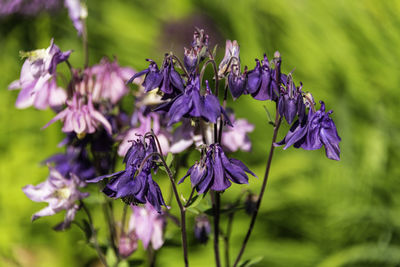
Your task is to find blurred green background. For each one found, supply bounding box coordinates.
[1,0,400,266]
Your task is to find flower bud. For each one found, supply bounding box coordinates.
[194,214,211,244]
[119,232,138,258]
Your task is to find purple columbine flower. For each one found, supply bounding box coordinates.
[184,47,198,73]
[218,40,240,77]
[127,58,184,99]
[89,57,135,104]
[88,136,167,212]
[278,75,305,125]
[179,144,256,193]
[191,28,209,60]
[118,111,171,157]
[228,65,247,99]
[64,0,87,35]
[22,166,89,230]
[8,39,71,109]
[160,76,231,126]
[43,92,112,138]
[194,214,211,244]
[275,101,341,160]
[44,146,95,181]
[246,54,273,101]
[129,204,166,250]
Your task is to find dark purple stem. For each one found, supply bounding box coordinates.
[233,109,282,267]
[211,191,221,267]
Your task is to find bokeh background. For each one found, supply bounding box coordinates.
[1,0,400,266]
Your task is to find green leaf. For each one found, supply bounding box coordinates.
[106,247,118,266]
[165,152,174,167]
[238,256,264,267]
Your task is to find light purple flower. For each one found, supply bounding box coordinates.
[22,167,88,230]
[0,0,61,16]
[218,40,240,77]
[119,231,138,258]
[221,114,254,153]
[8,39,71,109]
[64,0,87,35]
[90,57,135,104]
[169,114,253,154]
[43,92,112,137]
[118,111,170,157]
[129,204,165,250]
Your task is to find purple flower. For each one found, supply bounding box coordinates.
[89,57,135,104]
[246,54,273,101]
[184,47,198,73]
[191,28,209,60]
[43,93,112,138]
[22,167,88,230]
[8,39,71,109]
[0,0,61,16]
[118,111,170,157]
[194,214,211,244]
[228,65,247,99]
[275,101,341,160]
[127,58,184,99]
[179,144,256,193]
[221,113,254,153]
[218,40,240,77]
[64,0,87,35]
[88,136,167,212]
[129,204,166,250]
[44,146,95,181]
[161,76,231,126]
[278,75,305,125]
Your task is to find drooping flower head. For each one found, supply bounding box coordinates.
[89,57,135,104]
[127,57,184,99]
[228,64,247,99]
[278,74,305,125]
[275,100,341,160]
[88,135,167,212]
[194,214,211,244]
[44,145,95,181]
[118,110,171,157]
[22,166,89,230]
[218,40,240,77]
[64,0,87,35]
[160,75,231,126]
[169,112,253,154]
[43,92,112,138]
[8,39,71,109]
[179,143,256,194]
[0,0,61,16]
[183,28,210,73]
[129,204,166,250]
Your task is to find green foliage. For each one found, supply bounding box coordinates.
[1,0,399,266]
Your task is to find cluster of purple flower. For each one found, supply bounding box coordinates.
[9,21,340,263]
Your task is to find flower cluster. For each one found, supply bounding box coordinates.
[8,20,341,265]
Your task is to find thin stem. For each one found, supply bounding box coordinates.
[120,204,129,235]
[224,211,235,267]
[81,201,108,267]
[218,81,229,142]
[233,110,282,267]
[82,19,89,68]
[184,187,196,208]
[170,54,190,78]
[211,191,221,267]
[102,200,119,260]
[148,135,189,267]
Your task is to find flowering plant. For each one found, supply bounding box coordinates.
[7,2,341,266]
